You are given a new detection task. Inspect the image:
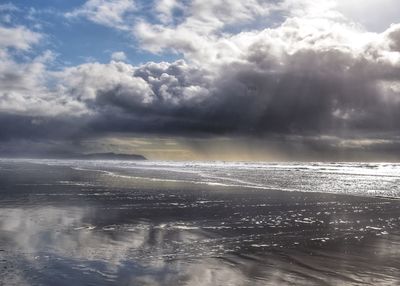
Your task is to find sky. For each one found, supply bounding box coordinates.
[1,0,400,161]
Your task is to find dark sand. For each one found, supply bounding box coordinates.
[0,161,399,285]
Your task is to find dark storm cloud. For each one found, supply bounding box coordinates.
[74,45,400,138]
[0,114,78,141]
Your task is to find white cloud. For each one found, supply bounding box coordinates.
[0,26,41,50]
[56,60,155,105]
[0,3,19,12]
[0,26,86,116]
[111,51,127,61]
[135,0,278,57]
[154,0,183,24]
[66,0,136,30]
[335,0,400,32]
[0,50,87,116]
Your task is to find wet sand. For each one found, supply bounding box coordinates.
[0,161,399,285]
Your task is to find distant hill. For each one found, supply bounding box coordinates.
[79,152,146,161]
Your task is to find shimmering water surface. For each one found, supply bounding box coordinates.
[0,159,399,285]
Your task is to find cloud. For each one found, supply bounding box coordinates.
[56,60,155,106]
[0,26,86,117]
[154,0,183,25]
[0,26,41,50]
[53,16,400,137]
[65,0,136,30]
[385,24,400,52]
[335,0,400,32]
[1,0,400,159]
[111,51,127,61]
[134,0,278,56]
[0,3,18,12]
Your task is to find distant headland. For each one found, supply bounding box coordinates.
[78,152,146,161]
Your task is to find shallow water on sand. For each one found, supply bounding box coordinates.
[0,160,399,285]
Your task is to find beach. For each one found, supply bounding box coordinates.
[0,159,399,285]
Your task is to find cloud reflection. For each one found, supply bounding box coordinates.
[1,203,399,286]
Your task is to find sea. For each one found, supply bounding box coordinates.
[0,159,399,285]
